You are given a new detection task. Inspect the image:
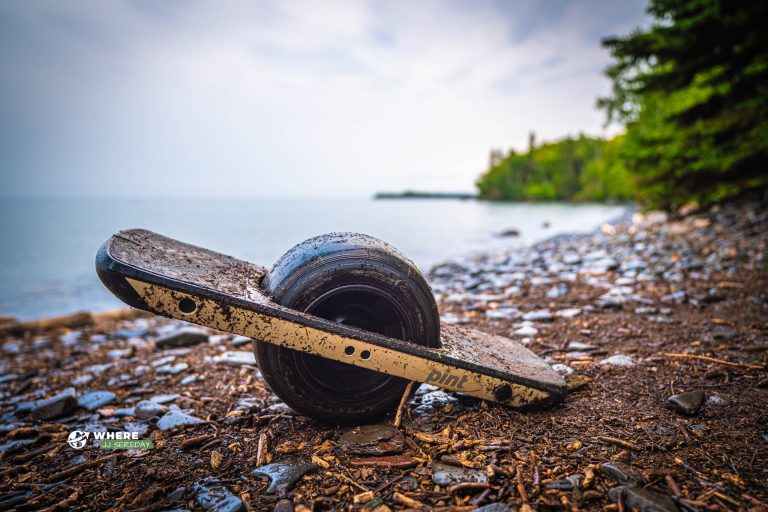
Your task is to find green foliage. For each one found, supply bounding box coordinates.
[599,0,768,210]
[476,134,634,202]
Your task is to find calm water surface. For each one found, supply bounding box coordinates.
[0,197,626,320]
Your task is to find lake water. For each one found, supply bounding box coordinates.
[0,197,626,320]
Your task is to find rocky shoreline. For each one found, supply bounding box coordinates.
[1,198,766,511]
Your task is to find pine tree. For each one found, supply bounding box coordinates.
[599,0,768,210]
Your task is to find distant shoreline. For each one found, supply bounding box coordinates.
[374,191,476,200]
[373,191,634,206]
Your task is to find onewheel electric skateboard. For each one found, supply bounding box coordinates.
[97,229,565,422]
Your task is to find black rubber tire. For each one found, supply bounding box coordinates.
[255,233,440,424]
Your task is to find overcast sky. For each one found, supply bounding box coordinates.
[0,1,648,198]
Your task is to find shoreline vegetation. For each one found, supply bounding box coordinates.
[476,133,633,203]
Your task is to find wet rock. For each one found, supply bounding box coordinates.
[441,312,470,324]
[253,458,317,494]
[135,400,169,419]
[214,351,257,367]
[661,290,687,304]
[14,401,34,414]
[588,257,620,272]
[562,253,582,265]
[274,498,294,512]
[431,462,488,486]
[599,354,636,367]
[150,394,179,404]
[596,295,626,309]
[350,455,418,469]
[0,439,35,454]
[107,348,133,359]
[156,327,209,349]
[156,363,189,375]
[510,324,537,338]
[705,325,738,343]
[192,477,244,512]
[123,421,150,436]
[151,355,176,367]
[78,391,116,411]
[263,402,292,415]
[522,309,553,322]
[115,326,149,339]
[608,485,679,512]
[180,374,202,385]
[0,373,19,384]
[666,389,704,416]
[485,307,520,320]
[165,486,186,504]
[567,341,598,352]
[601,462,645,485]
[338,425,404,455]
[647,316,679,324]
[2,340,21,355]
[546,283,570,298]
[30,387,77,420]
[71,374,94,386]
[69,454,87,465]
[545,479,574,491]
[0,422,27,434]
[231,336,252,347]
[0,491,31,511]
[157,409,204,430]
[472,504,510,512]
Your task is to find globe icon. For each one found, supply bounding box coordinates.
[67,430,89,449]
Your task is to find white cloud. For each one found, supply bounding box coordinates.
[0,0,648,197]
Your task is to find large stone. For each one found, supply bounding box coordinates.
[666,389,704,416]
[214,351,257,367]
[608,485,679,512]
[0,439,35,454]
[192,478,244,512]
[231,336,252,347]
[599,354,636,367]
[338,425,404,455]
[150,394,179,404]
[156,363,189,375]
[253,458,317,494]
[77,391,116,411]
[30,387,77,420]
[522,309,554,322]
[156,327,209,349]
[601,462,645,485]
[135,400,169,419]
[157,409,204,430]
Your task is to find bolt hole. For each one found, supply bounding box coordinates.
[344,346,355,356]
[178,298,197,314]
[360,350,371,360]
